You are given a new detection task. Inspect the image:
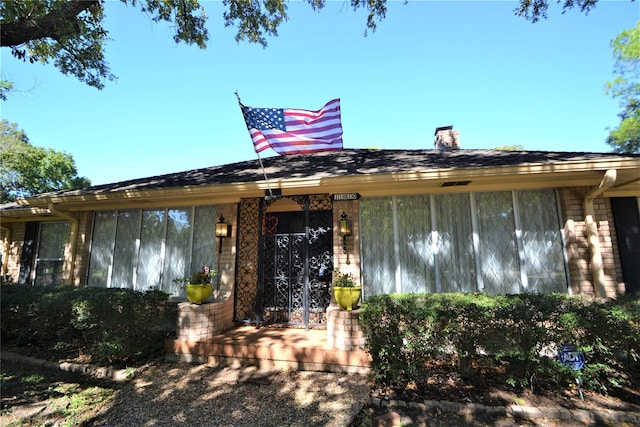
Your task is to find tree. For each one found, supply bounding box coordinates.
[0,79,13,101]
[605,23,640,154]
[0,120,91,203]
[513,0,599,23]
[0,0,617,91]
[0,0,207,90]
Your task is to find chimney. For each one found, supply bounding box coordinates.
[434,125,460,151]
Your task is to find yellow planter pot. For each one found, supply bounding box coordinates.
[334,286,362,311]
[186,284,213,304]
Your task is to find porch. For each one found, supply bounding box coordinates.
[165,324,371,375]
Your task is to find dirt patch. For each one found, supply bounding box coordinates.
[1,359,121,427]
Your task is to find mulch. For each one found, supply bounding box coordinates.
[370,357,640,414]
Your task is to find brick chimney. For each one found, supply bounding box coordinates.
[434,126,460,151]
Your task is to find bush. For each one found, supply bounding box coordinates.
[361,292,640,394]
[1,284,173,366]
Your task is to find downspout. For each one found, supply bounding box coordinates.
[48,203,79,286]
[0,225,11,280]
[582,169,617,298]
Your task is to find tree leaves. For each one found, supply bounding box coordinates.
[0,0,625,90]
[605,22,640,154]
[0,120,91,203]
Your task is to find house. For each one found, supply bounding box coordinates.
[1,127,639,331]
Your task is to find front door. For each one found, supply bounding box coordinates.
[261,196,333,327]
[234,194,334,328]
[261,210,333,326]
[611,197,640,294]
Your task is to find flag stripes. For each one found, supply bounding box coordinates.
[240,98,343,155]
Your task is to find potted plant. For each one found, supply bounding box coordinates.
[333,269,362,311]
[175,266,216,304]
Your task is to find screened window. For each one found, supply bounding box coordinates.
[88,206,218,296]
[361,190,567,296]
[34,221,69,286]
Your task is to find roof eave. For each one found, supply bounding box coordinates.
[6,157,640,214]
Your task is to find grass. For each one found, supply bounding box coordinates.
[0,359,121,427]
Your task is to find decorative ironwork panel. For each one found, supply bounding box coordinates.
[262,233,304,323]
[306,210,333,325]
[288,234,306,313]
[309,194,333,211]
[259,194,333,327]
[234,198,261,321]
[289,195,307,210]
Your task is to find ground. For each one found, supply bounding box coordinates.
[0,359,121,427]
[350,357,640,426]
[2,346,639,426]
[371,357,640,411]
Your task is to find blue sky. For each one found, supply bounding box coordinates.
[1,1,638,185]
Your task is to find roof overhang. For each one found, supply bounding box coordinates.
[1,157,638,222]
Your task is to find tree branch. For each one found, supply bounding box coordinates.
[1,0,100,47]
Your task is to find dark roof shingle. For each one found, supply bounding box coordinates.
[25,148,640,199]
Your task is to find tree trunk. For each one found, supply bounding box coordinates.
[1,0,100,47]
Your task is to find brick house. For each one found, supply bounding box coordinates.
[2,128,639,332]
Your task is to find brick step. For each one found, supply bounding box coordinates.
[165,325,371,374]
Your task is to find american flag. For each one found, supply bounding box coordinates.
[240,98,343,155]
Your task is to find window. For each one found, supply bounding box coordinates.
[88,206,217,296]
[34,221,69,286]
[360,190,567,296]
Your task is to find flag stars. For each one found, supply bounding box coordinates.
[246,107,286,131]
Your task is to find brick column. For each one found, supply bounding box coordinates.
[176,297,234,341]
[327,306,365,351]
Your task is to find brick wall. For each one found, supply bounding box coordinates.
[1,222,25,283]
[71,211,93,286]
[176,296,235,341]
[326,306,365,351]
[215,204,237,299]
[558,187,624,297]
[333,200,360,281]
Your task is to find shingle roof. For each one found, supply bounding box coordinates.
[17,148,640,200]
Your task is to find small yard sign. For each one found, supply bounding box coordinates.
[558,343,585,370]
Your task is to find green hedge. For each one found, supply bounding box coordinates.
[1,284,173,366]
[360,292,640,393]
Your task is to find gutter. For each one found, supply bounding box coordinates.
[48,203,79,286]
[0,225,11,280]
[582,169,617,298]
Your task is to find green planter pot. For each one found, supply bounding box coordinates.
[186,283,213,304]
[334,286,362,311]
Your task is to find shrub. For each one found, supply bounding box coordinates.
[1,284,173,366]
[360,292,640,394]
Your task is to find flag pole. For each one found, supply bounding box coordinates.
[235,91,276,200]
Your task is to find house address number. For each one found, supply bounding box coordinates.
[333,193,360,201]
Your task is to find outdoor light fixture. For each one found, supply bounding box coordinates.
[339,211,352,254]
[215,215,232,254]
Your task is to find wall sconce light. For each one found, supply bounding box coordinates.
[215,215,232,254]
[339,211,352,254]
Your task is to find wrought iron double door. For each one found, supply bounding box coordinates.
[260,209,333,327]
